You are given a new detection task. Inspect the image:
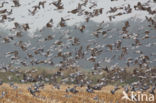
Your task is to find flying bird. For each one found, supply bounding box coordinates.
[51,0,64,10]
[12,0,20,7]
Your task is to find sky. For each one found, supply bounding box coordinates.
[0,0,155,32]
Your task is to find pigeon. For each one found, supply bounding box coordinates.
[111,86,119,94]
[0,91,6,99]
[0,81,3,85]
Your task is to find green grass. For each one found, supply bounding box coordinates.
[0,66,155,86]
[0,72,23,83]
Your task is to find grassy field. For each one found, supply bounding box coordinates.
[0,83,155,103]
[0,67,155,103]
[0,66,150,85]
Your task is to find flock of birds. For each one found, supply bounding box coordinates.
[0,0,156,100]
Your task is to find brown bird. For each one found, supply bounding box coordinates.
[106,44,113,51]
[23,24,30,31]
[20,61,27,66]
[89,2,97,9]
[87,56,96,62]
[72,37,80,45]
[145,31,150,34]
[34,48,44,55]
[51,0,64,10]
[0,9,7,14]
[7,50,19,57]
[82,0,88,6]
[3,37,10,43]
[77,46,84,59]
[46,19,53,28]
[12,0,20,7]
[94,8,103,16]
[0,15,7,22]
[79,25,85,32]
[57,51,62,57]
[39,1,46,8]
[121,47,127,58]
[92,32,99,38]
[59,17,65,27]
[85,17,90,22]
[145,16,155,26]
[125,21,129,27]
[122,26,127,32]
[18,41,27,51]
[69,3,82,14]
[70,9,79,14]
[59,17,69,27]
[13,22,20,29]
[16,32,22,37]
[115,40,121,49]
[45,35,53,41]
[122,21,130,33]
[125,4,132,13]
[46,23,52,28]
[134,39,141,45]
[27,53,33,58]
[107,7,118,13]
[45,51,50,57]
[28,6,40,15]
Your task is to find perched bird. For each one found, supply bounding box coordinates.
[86,86,94,93]
[67,86,79,94]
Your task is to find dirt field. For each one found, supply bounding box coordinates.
[0,84,155,103]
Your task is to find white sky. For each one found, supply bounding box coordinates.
[0,0,155,32]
